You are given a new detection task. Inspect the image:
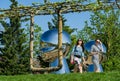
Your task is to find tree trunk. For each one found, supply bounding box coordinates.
[58,10,63,67]
[30,14,34,69]
[29,12,62,72]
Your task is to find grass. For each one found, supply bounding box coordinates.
[0,71,120,81]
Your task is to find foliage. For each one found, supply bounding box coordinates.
[48,14,76,34]
[0,0,29,75]
[0,71,120,81]
[48,14,77,48]
[77,21,93,43]
[81,9,120,71]
[47,14,77,55]
[24,24,42,57]
[1,0,119,18]
[0,31,4,45]
[0,0,119,75]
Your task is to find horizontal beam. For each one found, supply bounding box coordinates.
[0,1,119,18]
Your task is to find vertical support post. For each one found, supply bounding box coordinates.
[58,10,63,67]
[30,14,34,69]
[29,13,61,72]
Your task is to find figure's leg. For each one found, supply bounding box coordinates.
[76,58,83,73]
[79,64,83,73]
[74,57,82,73]
[93,60,100,72]
[73,63,78,73]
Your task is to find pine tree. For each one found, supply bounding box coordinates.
[47,14,77,70]
[25,24,42,57]
[0,0,29,75]
[48,14,75,34]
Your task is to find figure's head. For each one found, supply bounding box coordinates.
[76,39,83,45]
[76,39,84,51]
[95,39,101,45]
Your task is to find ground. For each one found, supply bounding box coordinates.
[0,71,120,81]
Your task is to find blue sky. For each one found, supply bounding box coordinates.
[0,0,91,32]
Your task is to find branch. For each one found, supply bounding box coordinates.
[0,1,119,18]
[115,0,120,9]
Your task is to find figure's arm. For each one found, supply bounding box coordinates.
[70,46,75,64]
[71,46,75,55]
[81,52,86,64]
[100,42,104,52]
[90,52,98,55]
[82,57,86,62]
[90,45,98,55]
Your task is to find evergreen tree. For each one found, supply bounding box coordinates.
[25,24,42,57]
[48,14,77,54]
[0,31,4,45]
[48,14,75,34]
[48,14,77,70]
[48,14,77,57]
[0,0,29,75]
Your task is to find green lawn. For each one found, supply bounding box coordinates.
[0,71,120,81]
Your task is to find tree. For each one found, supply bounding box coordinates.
[48,14,78,70]
[84,9,120,71]
[24,24,42,57]
[0,0,29,75]
[48,14,77,56]
[76,21,93,43]
[0,31,4,45]
[48,14,77,49]
[48,14,75,35]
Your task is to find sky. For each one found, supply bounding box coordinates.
[0,0,92,32]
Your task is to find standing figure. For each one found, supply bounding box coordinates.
[70,39,85,73]
[91,39,103,72]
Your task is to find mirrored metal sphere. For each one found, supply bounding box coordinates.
[40,29,71,62]
[84,40,107,53]
[41,29,71,45]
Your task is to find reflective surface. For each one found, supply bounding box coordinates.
[88,64,103,72]
[84,40,107,53]
[41,29,71,45]
[85,40,107,72]
[50,57,70,74]
[40,29,71,74]
[40,46,56,53]
[40,29,71,53]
